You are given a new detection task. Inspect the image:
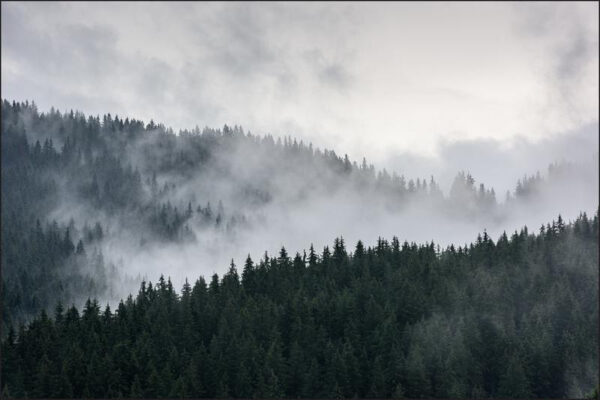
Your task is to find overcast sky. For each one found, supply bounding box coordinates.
[2,2,598,173]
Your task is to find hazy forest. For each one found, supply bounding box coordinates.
[0,99,598,398]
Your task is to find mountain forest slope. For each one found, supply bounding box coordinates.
[2,99,596,328]
[1,99,598,398]
[1,214,598,398]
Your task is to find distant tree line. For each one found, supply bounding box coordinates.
[3,99,541,327]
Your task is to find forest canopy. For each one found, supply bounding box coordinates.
[1,99,598,398]
[2,213,598,398]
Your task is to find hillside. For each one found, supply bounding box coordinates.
[1,213,598,398]
[2,100,595,329]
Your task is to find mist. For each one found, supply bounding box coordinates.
[2,2,598,162]
[17,106,593,302]
[2,1,598,397]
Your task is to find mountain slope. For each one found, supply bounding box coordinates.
[1,213,598,398]
[1,99,597,328]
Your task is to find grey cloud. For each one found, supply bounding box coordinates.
[2,2,597,162]
[304,48,353,92]
[320,63,351,89]
[185,3,301,82]
[512,3,598,118]
[2,4,119,83]
[511,2,557,37]
[202,7,277,78]
[383,122,599,196]
[132,57,173,106]
[556,30,591,80]
[183,3,357,91]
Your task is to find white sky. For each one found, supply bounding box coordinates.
[1,2,598,164]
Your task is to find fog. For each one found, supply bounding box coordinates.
[2,2,598,162]
[2,1,597,299]
[382,122,599,195]
[2,3,598,397]
[29,112,595,301]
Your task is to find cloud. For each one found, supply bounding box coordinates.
[2,5,119,85]
[510,2,599,130]
[382,122,599,196]
[303,48,353,92]
[1,2,598,165]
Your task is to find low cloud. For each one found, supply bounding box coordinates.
[2,2,597,163]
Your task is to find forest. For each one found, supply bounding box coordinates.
[1,213,598,398]
[1,99,598,398]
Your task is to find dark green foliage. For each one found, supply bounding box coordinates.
[1,213,598,398]
[1,99,598,398]
[1,99,440,326]
[1,99,580,329]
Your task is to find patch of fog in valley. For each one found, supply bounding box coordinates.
[39,122,598,302]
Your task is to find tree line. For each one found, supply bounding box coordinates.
[1,99,534,327]
[2,213,597,398]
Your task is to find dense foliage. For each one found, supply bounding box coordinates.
[2,213,597,398]
[2,99,597,398]
[1,99,532,327]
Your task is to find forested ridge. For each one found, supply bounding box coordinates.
[1,99,598,398]
[0,99,450,327]
[2,213,598,398]
[1,99,588,329]
[2,0,599,398]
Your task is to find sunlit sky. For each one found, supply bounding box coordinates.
[2,2,598,165]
